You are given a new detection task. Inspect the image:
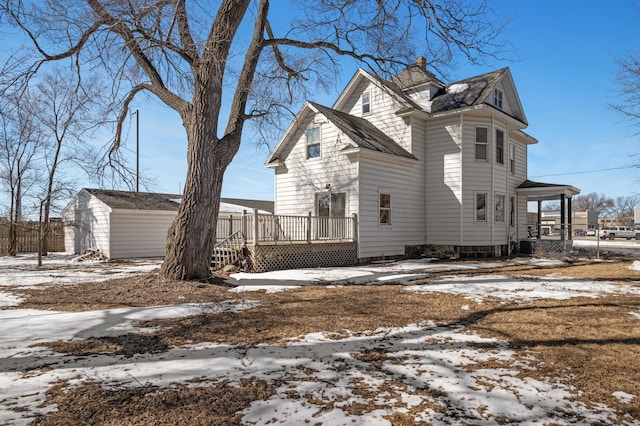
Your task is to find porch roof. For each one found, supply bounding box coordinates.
[516,179,580,201]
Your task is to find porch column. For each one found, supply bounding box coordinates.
[537,201,542,239]
[560,195,566,241]
[567,197,573,240]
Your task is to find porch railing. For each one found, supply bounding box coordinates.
[216,210,358,245]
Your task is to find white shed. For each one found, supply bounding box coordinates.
[62,188,273,259]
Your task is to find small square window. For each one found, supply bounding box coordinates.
[306,126,320,159]
[362,91,371,115]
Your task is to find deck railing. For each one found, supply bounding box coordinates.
[216,210,358,245]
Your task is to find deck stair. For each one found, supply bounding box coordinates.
[212,230,245,270]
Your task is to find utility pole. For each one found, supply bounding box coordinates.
[131,109,140,192]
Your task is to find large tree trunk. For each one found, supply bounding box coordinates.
[160,93,240,280]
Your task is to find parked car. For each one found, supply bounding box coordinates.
[586,229,596,236]
[598,226,640,240]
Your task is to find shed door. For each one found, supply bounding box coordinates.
[75,209,94,253]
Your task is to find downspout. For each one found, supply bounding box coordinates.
[490,117,495,250]
[459,114,464,247]
[506,122,511,256]
[424,117,428,246]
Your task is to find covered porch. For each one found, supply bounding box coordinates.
[516,179,581,254]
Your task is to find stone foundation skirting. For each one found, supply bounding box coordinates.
[247,242,358,273]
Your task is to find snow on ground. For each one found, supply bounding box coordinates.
[0,253,161,308]
[0,254,638,425]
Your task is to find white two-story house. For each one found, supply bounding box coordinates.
[266,58,579,260]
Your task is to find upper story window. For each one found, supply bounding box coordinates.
[362,91,371,115]
[306,126,321,159]
[475,126,488,160]
[493,88,503,109]
[509,143,516,174]
[495,129,504,165]
[379,193,391,225]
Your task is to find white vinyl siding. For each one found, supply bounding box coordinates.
[274,114,358,218]
[425,117,462,245]
[110,210,176,258]
[358,155,423,259]
[63,190,112,257]
[341,80,411,153]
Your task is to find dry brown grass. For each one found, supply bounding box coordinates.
[8,257,640,424]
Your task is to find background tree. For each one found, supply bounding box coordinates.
[2,0,509,279]
[607,195,639,225]
[571,192,614,217]
[612,49,640,133]
[0,93,44,255]
[27,69,103,265]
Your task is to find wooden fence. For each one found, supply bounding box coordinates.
[0,221,65,254]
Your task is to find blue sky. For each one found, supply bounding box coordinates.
[2,1,640,206]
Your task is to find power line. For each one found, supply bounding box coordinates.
[531,164,640,178]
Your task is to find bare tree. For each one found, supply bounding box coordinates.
[571,192,614,217]
[607,195,639,225]
[612,49,640,133]
[0,94,44,255]
[27,69,103,265]
[2,0,509,280]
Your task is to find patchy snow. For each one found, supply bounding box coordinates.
[0,254,637,425]
[447,83,469,94]
[0,253,161,297]
[613,391,636,404]
[630,260,640,271]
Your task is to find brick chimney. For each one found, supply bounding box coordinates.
[415,56,427,69]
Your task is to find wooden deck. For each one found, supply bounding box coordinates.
[213,211,358,271]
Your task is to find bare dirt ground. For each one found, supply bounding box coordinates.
[8,258,640,425]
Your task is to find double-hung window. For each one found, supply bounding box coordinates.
[475,127,488,160]
[362,91,371,115]
[379,193,391,225]
[493,88,503,109]
[495,193,505,223]
[495,129,504,165]
[475,192,488,222]
[306,126,320,159]
[509,196,516,227]
[509,143,516,174]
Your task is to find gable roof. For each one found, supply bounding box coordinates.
[429,68,527,125]
[308,102,417,160]
[266,101,417,166]
[84,189,274,213]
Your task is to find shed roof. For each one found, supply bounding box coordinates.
[84,189,274,213]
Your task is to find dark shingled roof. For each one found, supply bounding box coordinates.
[309,102,417,160]
[390,64,445,90]
[430,68,507,115]
[517,180,569,189]
[84,189,274,213]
